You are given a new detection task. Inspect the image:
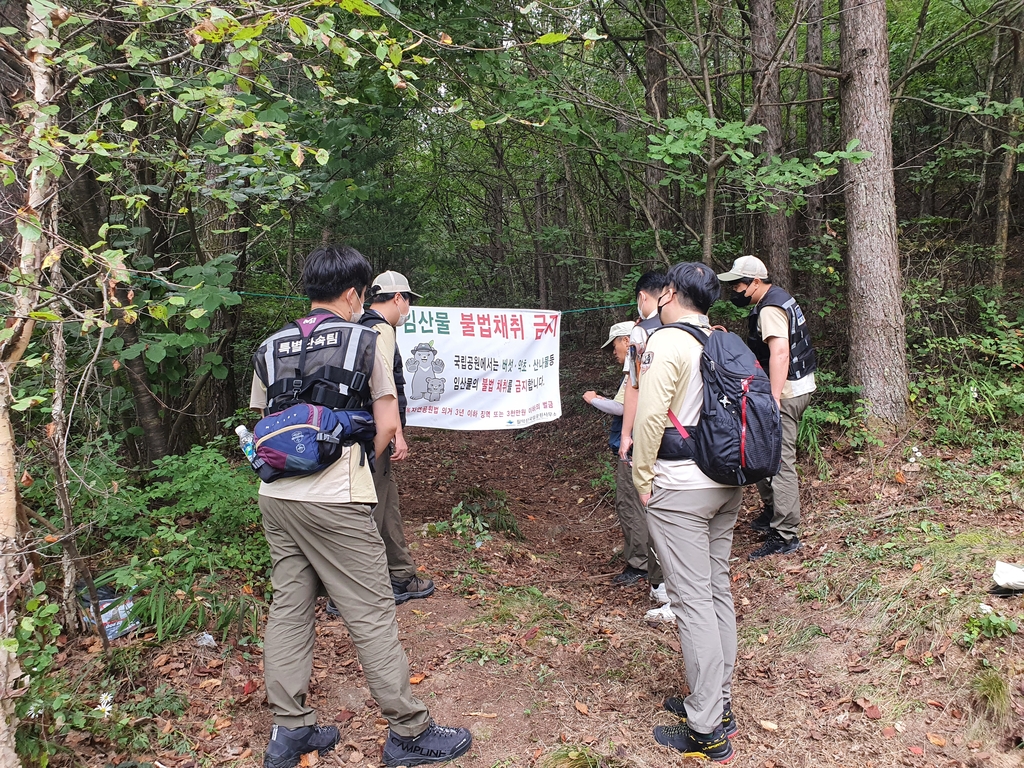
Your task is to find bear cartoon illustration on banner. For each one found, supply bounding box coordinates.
[424,377,446,402]
[406,342,445,400]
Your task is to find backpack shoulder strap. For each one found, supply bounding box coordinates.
[654,321,710,346]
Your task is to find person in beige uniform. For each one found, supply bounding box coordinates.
[632,262,741,763]
[584,322,671,620]
[250,245,471,768]
[718,255,817,560]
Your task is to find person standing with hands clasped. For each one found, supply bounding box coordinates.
[718,255,816,560]
[631,262,742,763]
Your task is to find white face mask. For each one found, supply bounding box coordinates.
[348,293,364,323]
[399,309,410,326]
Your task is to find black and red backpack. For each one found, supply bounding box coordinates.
[655,323,782,486]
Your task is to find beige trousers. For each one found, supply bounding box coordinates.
[647,484,742,734]
[259,496,430,736]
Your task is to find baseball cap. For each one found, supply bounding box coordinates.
[371,270,422,299]
[602,321,635,348]
[717,255,768,283]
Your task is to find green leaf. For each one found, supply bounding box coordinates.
[145,345,167,363]
[149,304,169,324]
[582,28,606,41]
[16,216,42,244]
[29,311,61,322]
[340,0,382,16]
[314,148,330,165]
[535,32,569,45]
[0,27,20,35]
[845,139,861,153]
[121,119,138,132]
[288,16,310,40]
[168,296,187,306]
[470,119,486,130]
[172,105,187,124]
[291,145,305,167]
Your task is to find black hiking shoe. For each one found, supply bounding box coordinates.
[748,531,802,561]
[612,565,648,587]
[393,575,435,604]
[325,599,340,617]
[663,697,739,738]
[263,724,339,768]
[653,723,735,763]
[748,504,774,535]
[382,720,473,766]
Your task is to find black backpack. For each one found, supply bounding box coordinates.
[655,323,782,486]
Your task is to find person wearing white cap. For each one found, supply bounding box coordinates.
[717,255,817,560]
[584,322,671,620]
[328,270,435,609]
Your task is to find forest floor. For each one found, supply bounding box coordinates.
[60,348,1023,768]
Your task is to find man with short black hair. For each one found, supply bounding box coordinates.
[250,245,471,768]
[632,262,742,763]
[718,255,816,560]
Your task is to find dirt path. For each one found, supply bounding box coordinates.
[64,349,1023,768]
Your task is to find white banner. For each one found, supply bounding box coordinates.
[396,307,562,430]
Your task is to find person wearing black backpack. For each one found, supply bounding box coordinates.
[631,262,745,764]
[718,255,816,560]
[249,245,472,768]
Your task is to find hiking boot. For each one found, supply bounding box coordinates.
[650,582,669,604]
[748,531,802,561]
[663,697,739,738]
[325,599,340,617]
[748,504,774,535]
[393,575,435,604]
[653,722,735,763]
[382,720,473,767]
[612,565,648,587]
[644,603,675,623]
[263,724,339,768]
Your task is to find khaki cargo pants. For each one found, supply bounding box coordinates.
[372,449,418,581]
[756,392,812,541]
[259,496,430,737]
[615,457,663,584]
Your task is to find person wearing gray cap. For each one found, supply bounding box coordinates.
[717,255,817,560]
[584,322,670,619]
[326,270,435,608]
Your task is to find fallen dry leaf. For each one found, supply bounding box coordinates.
[348,751,363,763]
[300,750,319,766]
[243,679,260,695]
[409,672,426,685]
[894,470,906,484]
[759,720,778,731]
[239,748,252,759]
[574,702,589,716]
[882,726,896,739]
[20,470,33,488]
[927,733,946,747]
[909,746,924,756]
[464,712,498,718]
[864,705,881,720]
[521,626,540,642]
[912,562,923,572]
[197,678,222,691]
[927,699,944,709]
[161,719,174,735]
[335,709,356,723]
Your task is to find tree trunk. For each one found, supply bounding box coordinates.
[535,176,550,309]
[643,0,669,248]
[0,3,62,764]
[992,18,1023,293]
[805,0,825,235]
[840,0,908,428]
[750,0,791,288]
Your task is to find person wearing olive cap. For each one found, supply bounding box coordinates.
[584,322,670,620]
[717,255,817,560]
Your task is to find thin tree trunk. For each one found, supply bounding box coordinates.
[805,0,825,235]
[993,18,1023,293]
[535,176,550,309]
[970,32,1001,241]
[0,3,61,764]
[643,0,669,238]
[750,0,791,288]
[840,0,908,428]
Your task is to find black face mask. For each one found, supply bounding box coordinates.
[730,289,752,308]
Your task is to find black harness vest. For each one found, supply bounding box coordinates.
[360,310,408,427]
[746,285,817,381]
[252,309,377,415]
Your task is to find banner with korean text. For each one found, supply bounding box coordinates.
[396,307,562,430]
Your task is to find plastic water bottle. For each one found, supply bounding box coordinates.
[235,425,256,461]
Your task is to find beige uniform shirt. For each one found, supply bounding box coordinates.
[756,305,816,399]
[249,324,395,504]
[631,316,733,496]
